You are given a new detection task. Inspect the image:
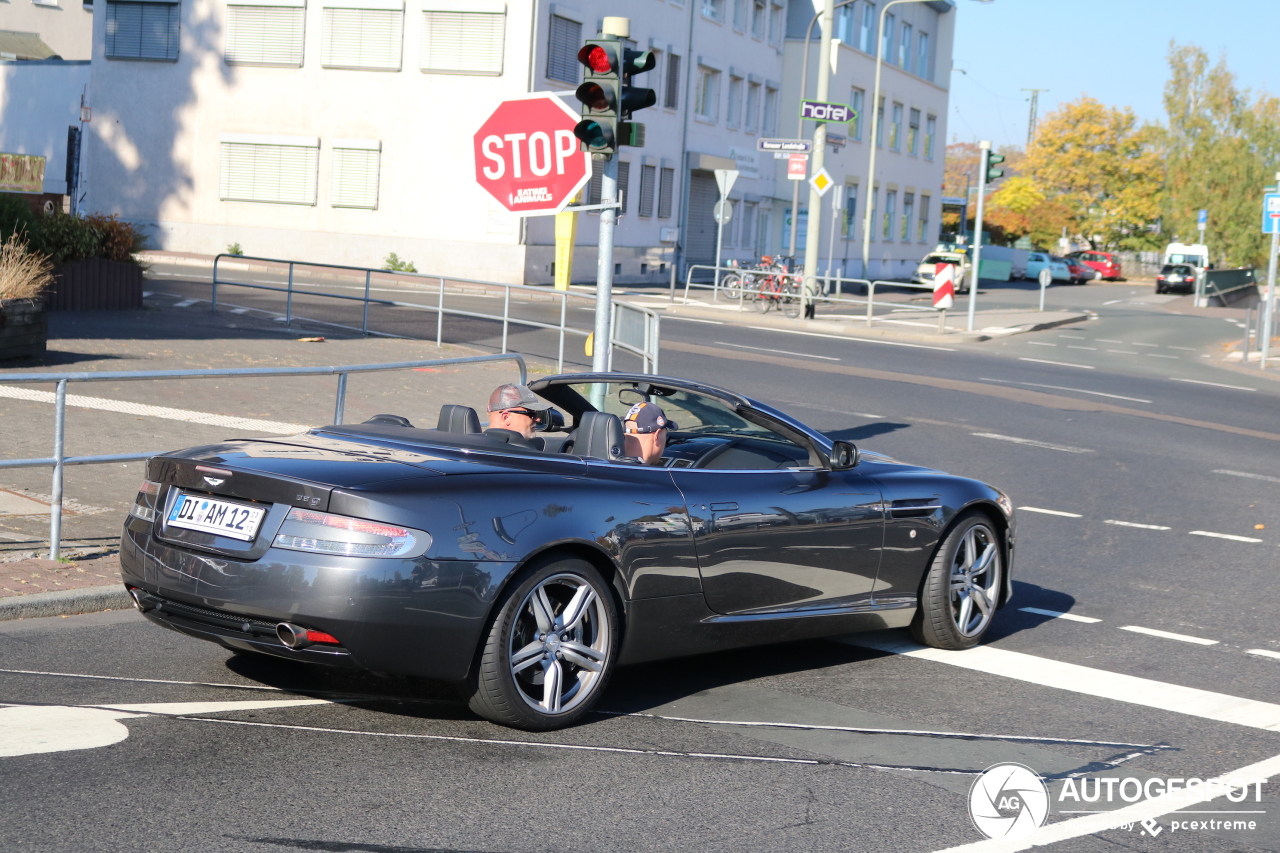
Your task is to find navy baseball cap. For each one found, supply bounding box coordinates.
[623,401,677,434]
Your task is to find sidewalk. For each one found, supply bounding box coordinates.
[0,554,131,620]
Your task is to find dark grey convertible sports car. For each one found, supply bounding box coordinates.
[120,373,1015,730]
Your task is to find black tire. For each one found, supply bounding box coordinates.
[781,282,801,318]
[755,285,774,313]
[720,273,744,300]
[910,512,1003,650]
[464,557,618,730]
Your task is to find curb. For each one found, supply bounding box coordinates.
[0,585,134,621]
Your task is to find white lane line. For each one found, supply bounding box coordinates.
[715,341,839,361]
[172,299,198,308]
[1119,625,1219,646]
[1214,469,1280,485]
[1170,377,1256,391]
[1094,338,1122,343]
[1066,345,1096,351]
[1106,349,1139,355]
[845,635,1280,731]
[1146,353,1179,359]
[972,434,1093,453]
[0,385,309,435]
[977,378,1152,404]
[1025,341,1056,346]
[1189,530,1264,543]
[229,307,251,314]
[0,668,286,692]
[665,316,724,325]
[1018,357,1095,370]
[1017,506,1084,518]
[1247,649,1280,661]
[1058,334,1086,339]
[1130,342,1159,347]
[1102,299,1126,305]
[1167,345,1197,351]
[744,326,956,351]
[1018,607,1101,624]
[1104,520,1171,530]
[935,751,1280,853]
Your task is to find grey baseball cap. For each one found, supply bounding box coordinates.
[486,383,542,413]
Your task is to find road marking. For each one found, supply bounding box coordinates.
[846,635,1280,731]
[0,668,287,691]
[0,385,309,435]
[744,326,956,351]
[1058,334,1086,339]
[1214,469,1280,484]
[1106,349,1139,355]
[1131,342,1159,347]
[715,341,839,361]
[935,751,1280,853]
[1104,520,1171,530]
[1146,353,1179,359]
[1189,530,1263,543]
[1066,345,1096,351]
[1102,299,1126,305]
[1017,357,1095,369]
[1247,649,1280,661]
[977,379,1152,404]
[1025,341,1056,346]
[1170,377,1256,391]
[1094,338,1122,343]
[1017,506,1084,517]
[665,316,724,325]
[1119,625,1219,646]
[172,299,198,308]
[972,433,1093,453]
[1167,345,1196,351]
[1018,607,1101,623]
[229,307,251,314]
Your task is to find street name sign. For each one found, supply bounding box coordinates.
[473,94,591,216]
[756,138,813,154]
[1263,193,1280,234]
[800,100,856,124]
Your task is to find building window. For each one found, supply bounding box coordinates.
[924,114,936,159]
[219,135,319,205]
[850,88,864,140]
[883,190,895,240]
[868,188,877,242]
[724,199,739,247]
[907,108,920,155]
[226,1,305,67]
[420,9,504,75]
[330,140,380,209]
[732,0,746,30]
[874,97,884,147]
[726,75,743,128]
[917,31,930,80]
[755,209,769,254]
[902,192,913,241]
[701,0,721,22]
[695,66,719,121]
[889,102,902,151]
[768,2,783,47]
[657,167,675,219]
[745,81,761,132]
[842,183,857,238]
[860,1,875,53]
[918,194,930,241]
[750,0,765,38]
[664,53,681,109]
[742,202,756,252]
[835,3,855,44]
[898,22,911,70]
[763,86,778,134]
[639,164,656,217]
[546,14,579,83]
[881,13,893,61]
[105,0,180,61]
[321,1,404,71]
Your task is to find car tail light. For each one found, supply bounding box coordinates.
[130,480,163,522]
[272,507,428,558]
[306,629,341,645]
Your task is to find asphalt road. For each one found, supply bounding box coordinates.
[1,266,1278,851]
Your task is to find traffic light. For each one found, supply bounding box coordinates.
[985,149,1005,182]
[573,38,657,157]
[619,48,656,148]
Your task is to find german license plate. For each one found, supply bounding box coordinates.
[167,493,266,541]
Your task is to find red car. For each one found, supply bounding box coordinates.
[1061,255,1093,285]
[1067,250,1122,281]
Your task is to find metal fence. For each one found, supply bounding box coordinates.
[206,254,660,373]
[0,353,526,560]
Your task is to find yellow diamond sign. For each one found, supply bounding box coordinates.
[809,168,833,197]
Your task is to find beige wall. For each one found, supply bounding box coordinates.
[0,0,94,59]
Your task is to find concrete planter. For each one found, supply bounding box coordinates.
[48,257,144,311]
[0,298,48,361]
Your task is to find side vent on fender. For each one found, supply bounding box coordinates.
[890,498,943,518]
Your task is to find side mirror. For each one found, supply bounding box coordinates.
[535,407,566,432]
[829,441,858,470]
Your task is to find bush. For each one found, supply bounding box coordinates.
[226,242,243,256]
[83,213,147,264]
[383,252,417,273]
[0,233,54,301]
[35,212,101,266]
[0,194,37,246]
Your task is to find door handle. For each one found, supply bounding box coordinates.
[710,502,739,512]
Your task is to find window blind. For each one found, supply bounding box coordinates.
[219,140,319,205]
[226,4,305,66]
[617,160,630,213]
[331,144,380,208]
[105,1,180,61]
[657,167,674,219]
[420,10,503,75]
[638,165,656,217]
[322,6,403,70]
[546,14,579,83]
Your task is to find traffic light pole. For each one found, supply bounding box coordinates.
[592,155,618,385]
[967,141,992,332]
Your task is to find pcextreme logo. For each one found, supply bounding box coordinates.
[968,763,1050,841]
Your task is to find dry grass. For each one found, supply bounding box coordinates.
[0,233,53,301]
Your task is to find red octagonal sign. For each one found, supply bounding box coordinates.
[474,94,591,216]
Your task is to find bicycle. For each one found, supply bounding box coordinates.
[752,256,803,318]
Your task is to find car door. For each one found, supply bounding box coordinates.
[669,438,884,615]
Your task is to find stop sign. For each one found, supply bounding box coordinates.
[474,94,591,216]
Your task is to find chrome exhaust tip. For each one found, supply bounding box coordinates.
[276,622,310,649]
[128,588,153,613]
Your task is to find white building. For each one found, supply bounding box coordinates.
[68,0,955,284]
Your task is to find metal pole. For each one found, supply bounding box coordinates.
[1262,224,1279,370]
[801,0,835,320]
[558,292,567,373]
[825,184,841,295]
[714,207,725,300]
[436,277,444,346]
[651,313,660,374]
[501,286,510,354]
[591,155,619,408]
[285,263,294,328]
[668,260,677,303]
[788,180,801,258]
[1243,306,1253,360]
[861,3,891,282]
[48,379,67,560]
[333,373,348,424]
[1039,272,1047,312]
[967,140,991,332]
[362,270,371,336]
[212,255,220,312]
[866,281,875,326]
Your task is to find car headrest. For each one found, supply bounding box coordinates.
[363,414,414,427]
[574,411,630,462]
[436,404,481,434]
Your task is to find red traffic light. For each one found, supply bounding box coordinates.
[577,43,616,74]
[575,81,615,112]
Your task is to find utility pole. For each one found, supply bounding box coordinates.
[968,140,1000,332]
[800,0,836,319]
[1021,88,1047,148]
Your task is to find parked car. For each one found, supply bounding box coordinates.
[121,372,1016,731]
[1155,263,1197,294]
[1061,255,1095,285]
[1025,252,1070,283]
[912,251,972,293]
[1068,250,1123,281]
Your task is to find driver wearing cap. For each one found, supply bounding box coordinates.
[485,383,546,449]
[622,401,677,466]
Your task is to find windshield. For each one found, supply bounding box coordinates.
[1167,254,1204,266]
[565,382,766,436]
[922,254,960,265]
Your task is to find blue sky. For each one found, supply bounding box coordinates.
[949,0,1277,150]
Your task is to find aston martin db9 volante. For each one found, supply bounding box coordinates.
[121,373,1015,730]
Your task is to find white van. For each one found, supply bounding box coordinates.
[913,251,971,293]
[1163,243,1208,269]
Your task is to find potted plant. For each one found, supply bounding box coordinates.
[0,233,53,360]
[38,212,148,311]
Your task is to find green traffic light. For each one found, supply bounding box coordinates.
[574,119,614,152]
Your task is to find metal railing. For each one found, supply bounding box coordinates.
[0,353,526,560]
[206,254,660,373]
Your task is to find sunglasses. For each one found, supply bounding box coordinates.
[504,408,547,424]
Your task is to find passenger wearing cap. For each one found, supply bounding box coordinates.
[622,401,677,465]
[485,383,546,449]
